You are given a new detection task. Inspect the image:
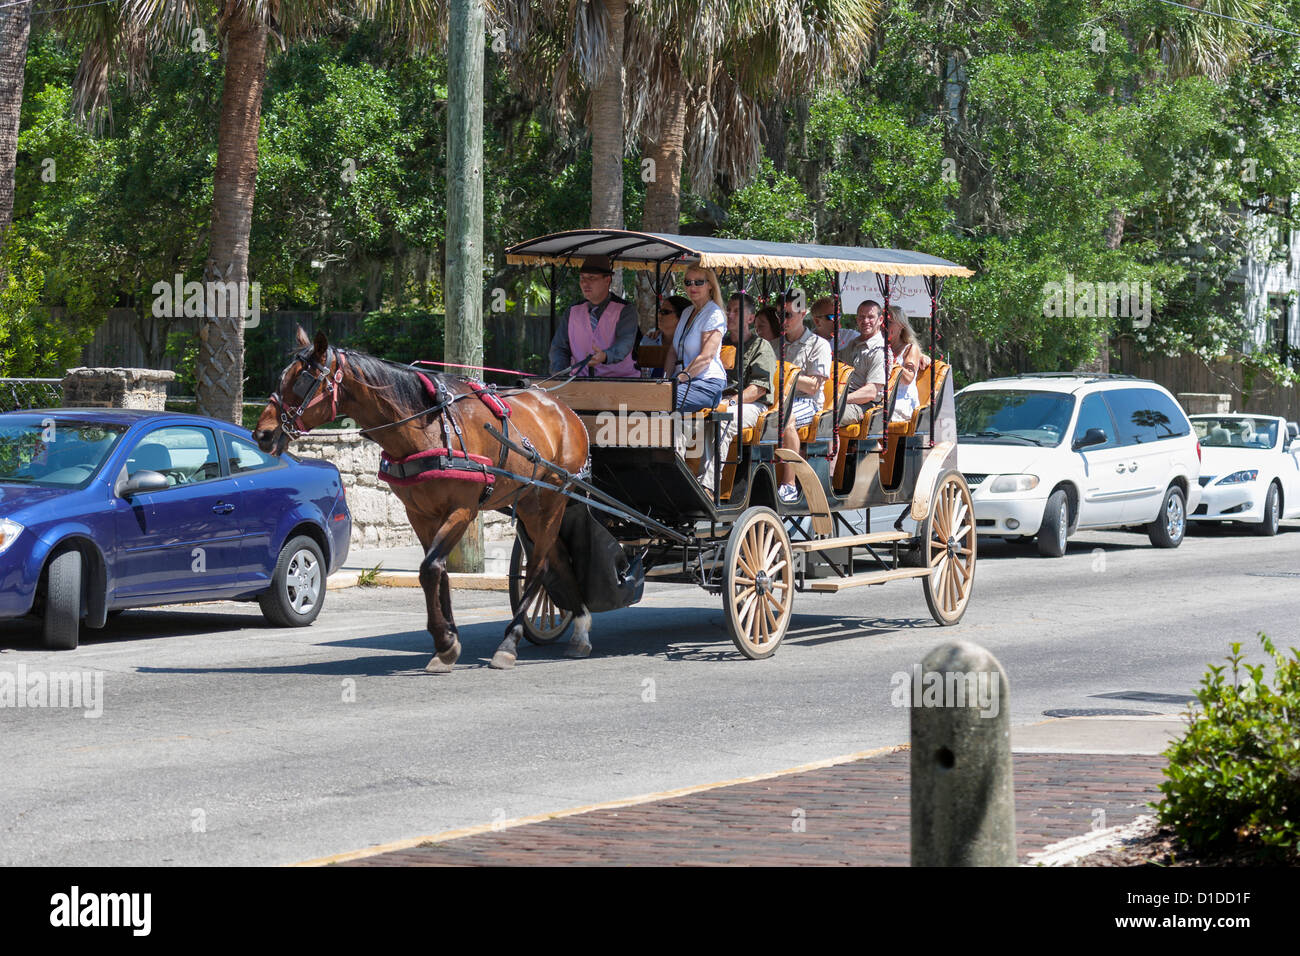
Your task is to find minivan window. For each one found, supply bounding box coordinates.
[1072,393,1117,449]
[1102,388,1190,445]
[956,390,1075,446]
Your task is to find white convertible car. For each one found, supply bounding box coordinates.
[1189,414,1300,535]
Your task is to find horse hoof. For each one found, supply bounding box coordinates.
[564,642,592,659]
[425,656,454,675]
[489,651,517,670]
[425,638,461,674]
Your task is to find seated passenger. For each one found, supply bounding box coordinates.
[886,306,922,423]
[548,255,638,376]
[810,296,860,360]
[699,292,777,492]
[640,295,689,347]
[839,299,887,427]
[754,307,780,343]
[773,291,832,503]
[664,266,728,412]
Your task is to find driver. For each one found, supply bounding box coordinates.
[548,255,639,377]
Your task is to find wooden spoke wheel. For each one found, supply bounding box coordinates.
[921,470,977,626]
[723,507,794,660]
[508,534,573,645]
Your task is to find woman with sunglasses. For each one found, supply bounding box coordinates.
[642,295,690,346]
[663,266,728,412]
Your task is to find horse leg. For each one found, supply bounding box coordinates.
[491,497,566,669]
[418,511,473,675]
[566,605,594,659]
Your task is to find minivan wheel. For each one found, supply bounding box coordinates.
[1253,483,1281,537]
[1036,490,1069,557]
[43,548,83,650]
[258,535,326,627]
[1147,485,1186,548]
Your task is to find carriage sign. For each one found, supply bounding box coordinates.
[838,272,933,319]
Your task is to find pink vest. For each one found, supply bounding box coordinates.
[567,301,637,377]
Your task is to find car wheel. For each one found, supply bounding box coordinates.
[1253,482,1281,537]
[43,548,82,651]
[1147,485,1186,548]
[1036,490,1069,557]
[258,535,326,627]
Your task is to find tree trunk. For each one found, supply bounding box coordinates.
[0,1,32,260]
[640,56,687,235]
[1076,207,1125,375]
[198,9,268,423]
[590,0,625,230]
[445,0,485,573]
[636,56,688,328]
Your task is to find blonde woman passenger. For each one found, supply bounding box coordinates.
[663,266,728,412]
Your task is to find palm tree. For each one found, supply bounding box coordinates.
[0,0,33,259]
[626,0,879,234]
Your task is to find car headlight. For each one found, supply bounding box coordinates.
[1217,470,1259,484]
[989,474,1040,493]
[0,518,23,555]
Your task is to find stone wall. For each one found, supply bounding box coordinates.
[62,367,175,410]
[289,430,514,563]
[1178,393,1232,415]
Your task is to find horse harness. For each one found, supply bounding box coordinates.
[269,345,349,439]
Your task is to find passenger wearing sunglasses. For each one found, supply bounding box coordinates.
[548,255,639,376]
[663,267,728,412]
[810,296,860,360]
[641,295,690,347]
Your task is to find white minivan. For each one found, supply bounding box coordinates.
[954,375,1202,556]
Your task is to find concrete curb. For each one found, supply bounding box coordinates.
[1024,814,1159,867]
[328,571,508,591]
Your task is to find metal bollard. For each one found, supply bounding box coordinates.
[910,640,1016,866]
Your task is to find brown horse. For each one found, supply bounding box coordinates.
[254,328,592,673]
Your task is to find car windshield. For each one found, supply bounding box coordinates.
[1192,416,1278,449]
[0,418,128,487]
[956,389,1074,447]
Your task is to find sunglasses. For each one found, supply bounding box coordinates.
[683,278,708,287]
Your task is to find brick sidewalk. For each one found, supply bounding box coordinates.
[339,750,1165,866]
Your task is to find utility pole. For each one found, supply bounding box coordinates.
[445,0,486,572]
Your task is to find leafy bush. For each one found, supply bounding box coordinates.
[1159,634,1300,862]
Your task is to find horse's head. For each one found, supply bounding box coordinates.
[255,327,349,456]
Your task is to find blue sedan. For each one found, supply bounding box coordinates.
[0,408,351,649]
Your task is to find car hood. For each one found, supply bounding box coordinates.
[1198,446,1272,478]
[0,483,84,523]
[956,443,1053,477]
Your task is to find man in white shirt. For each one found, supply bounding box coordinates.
[773,291,831,502]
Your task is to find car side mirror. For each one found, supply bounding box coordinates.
[1073,427,1107,451]
[116,470,169,498]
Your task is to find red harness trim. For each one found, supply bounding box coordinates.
[469,381,512,419]
[377,447,495,487]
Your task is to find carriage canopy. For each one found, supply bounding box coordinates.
[506,230,974,278]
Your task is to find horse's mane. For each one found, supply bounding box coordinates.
[334,349,438,420]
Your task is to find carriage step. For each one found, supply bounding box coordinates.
[790,530,910,553]
[807,567,931,592]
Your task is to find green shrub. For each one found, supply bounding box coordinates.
[1158,634,1300,862]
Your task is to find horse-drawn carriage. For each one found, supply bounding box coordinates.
[255,230,977,672]
[503,229,978,660]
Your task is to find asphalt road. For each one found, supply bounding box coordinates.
[2,521,1296,865]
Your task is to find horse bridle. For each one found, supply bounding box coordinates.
[269,347,348,439]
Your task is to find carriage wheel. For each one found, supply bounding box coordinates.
[921,470,977,626]
[508,534,573,645]
[724,507,794,660]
